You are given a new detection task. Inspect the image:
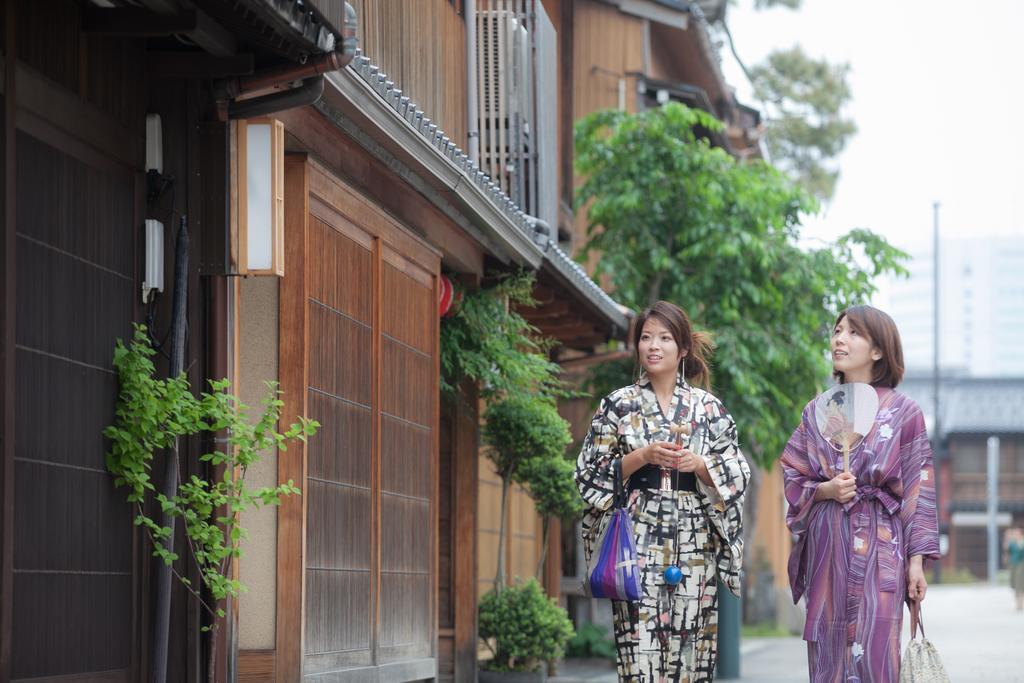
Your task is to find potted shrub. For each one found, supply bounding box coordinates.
[478,579,574,682]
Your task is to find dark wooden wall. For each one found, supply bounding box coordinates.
[1,2,222,680]
[12,130,139,681]
[2,2,147,679]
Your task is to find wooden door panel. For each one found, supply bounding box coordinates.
[380,417,433,500]
[308,301,373,405]
[378,572,432,653]
[304,187,377,672]
[381,339,433,427]
[307,214,374,323]
[380,495,431,573]
[305,479,372,571]
[296,161,439,680]
[304,568,373,655]
[382,264,433,353]
[306,390,372,488]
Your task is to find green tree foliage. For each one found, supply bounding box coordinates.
[105,325,317,626]
[482,395,572,589]
[478,578,575,672]
[517,453,583,577]
[565,622,617,661]
[749,45,857,200]
[574,103,906,468]
[439,270,564,400]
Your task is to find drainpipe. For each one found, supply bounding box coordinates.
[218,1,358,119]
[229,75,325,119]
[466,0,479,162]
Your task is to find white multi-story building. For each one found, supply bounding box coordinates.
[887,237,1024,377]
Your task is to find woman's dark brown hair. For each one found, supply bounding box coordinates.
[832,305,905,387]
[631,301,714,389]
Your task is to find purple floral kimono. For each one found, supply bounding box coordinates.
[781,387,940,683]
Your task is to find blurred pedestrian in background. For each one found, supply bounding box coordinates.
[1006,527,1024,611]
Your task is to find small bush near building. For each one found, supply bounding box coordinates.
[478,579,574,672]
[565,622,616,661]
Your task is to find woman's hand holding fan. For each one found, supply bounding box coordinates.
[813,383,879,472]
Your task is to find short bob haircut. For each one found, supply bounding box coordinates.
[631,301,714,389]
[832,305,905,388]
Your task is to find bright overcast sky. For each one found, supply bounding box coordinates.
[720,0,1024,255]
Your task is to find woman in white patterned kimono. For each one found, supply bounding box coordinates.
[576,301,749,682]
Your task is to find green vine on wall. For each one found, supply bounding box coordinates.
[104,324,318,625]
[439,270,566,401]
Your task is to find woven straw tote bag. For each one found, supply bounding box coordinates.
[899,600,950,683]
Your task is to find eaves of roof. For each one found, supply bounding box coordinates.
[899,376,1024,438]
[320,54,544,268]
[197,0,342,59]
[686,2,730,111]
[599,0,690,30]
[540,242,630,336]
[318,50,629,333]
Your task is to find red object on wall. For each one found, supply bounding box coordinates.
[438,274,462,317]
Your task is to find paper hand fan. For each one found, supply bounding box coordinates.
[813,383,878,471]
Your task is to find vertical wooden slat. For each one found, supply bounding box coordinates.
[431,270,440,663]
[559,0,574,213]
[371,235,382,665]
[453,381,479,682]
[0,1,15,678]
[545,517,562,599]
[207,273,232,683]
[276,154,310,683]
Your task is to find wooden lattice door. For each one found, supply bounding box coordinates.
[278,157,440,682]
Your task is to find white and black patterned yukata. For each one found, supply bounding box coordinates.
[576,375,749,682]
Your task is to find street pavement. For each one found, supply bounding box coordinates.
[557,583,1024,682]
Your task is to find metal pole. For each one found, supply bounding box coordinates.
[987,436,1000,584]
[151,216,189,683]
[466,0,479,162]
[932,201,942,583]
[716,581,740,678]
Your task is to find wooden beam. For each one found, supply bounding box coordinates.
[276,108,484,277]
[238,649,276,682]
[518,300,571,319]
[452,381,479,682]
[0,55,139,169]
[531,284,557,305]
[544,518,562,600]
[83,8,237,56]
[560,333,611,351]
[557,349,631,370]
[537,321,596,338]
[276,154,310,683]
[148,52,255,80]
[83,7,199,35]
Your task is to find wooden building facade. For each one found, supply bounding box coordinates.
[1,1,629,682]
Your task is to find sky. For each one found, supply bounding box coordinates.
[719,0,1024,258]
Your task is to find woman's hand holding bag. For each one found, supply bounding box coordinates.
[899,600,950,683]
[582,458,642,602]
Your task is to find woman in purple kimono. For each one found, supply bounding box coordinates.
[781,305,940,682]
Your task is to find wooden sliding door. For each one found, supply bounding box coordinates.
[278,157,439,683]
